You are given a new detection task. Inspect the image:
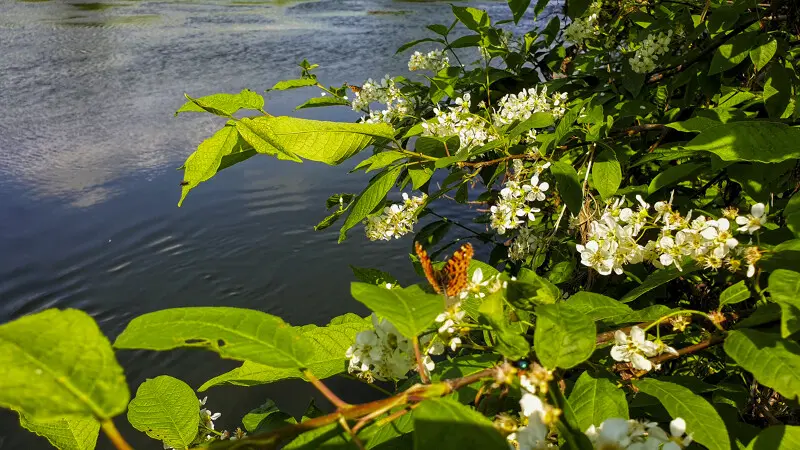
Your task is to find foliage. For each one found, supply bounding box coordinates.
[3,1,800,449]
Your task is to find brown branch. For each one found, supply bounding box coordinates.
[648,334,726,365]
[412,336,431,384]
[226,367,496,449]
[303,369,350,410]
[101,420,134,450]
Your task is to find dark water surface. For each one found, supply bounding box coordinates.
[0,0,550,447]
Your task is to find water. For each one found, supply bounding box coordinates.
[0,0,552,447]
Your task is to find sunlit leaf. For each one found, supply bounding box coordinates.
[350,283,443,338]
[682,122,800,163]
[339,167,403,242]
[768,270,800,338]
[636,379,730,450]
[19,415,99,450]
[0,309,129,421]
[127,376,199,449]
[725,329,800,401]
[568,372,629,431]
[176,89,264,116]
[534,303,596,369]
[115,307,314,369]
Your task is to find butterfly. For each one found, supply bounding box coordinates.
[348,84,362,95]
[414,242,473,298]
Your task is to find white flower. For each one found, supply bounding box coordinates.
[345,314,429,381]
[408,49,450,72]
[735,203,766,234]
[352,75,409,124]
[201,408,221,431]
[585,418,634,448]
[364,193,426,241]
[647,418,693,450]
[610,326,660,372]
[516,394,555,450]
[576,240,615,275]
[523,175,549,202]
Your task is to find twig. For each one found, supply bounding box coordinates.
[303,369,350,410]
[412,336,431,384]
[648,334,726,365]
[225,368,497,449]
[101,420,134,450]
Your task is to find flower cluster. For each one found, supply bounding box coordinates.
[629,31,674,73]
[509,226,541,262]
[490,164,551,235]
[345,314,435,382]
[586,417,692,450]
[351,75,409,124]
[564,12,599,45]
[408,49,450,72]
[610,326,677,372]
[364,193,427,241]
[435,268,505,351]
[421,93,495,151]
[575,194,766,277]
[493,87,568,127]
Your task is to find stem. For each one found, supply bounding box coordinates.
[412,336,431,384]
[101,420,134,450]
[641,309,723,333]
[303,369,350,409]
[426,210,488,239]
[647,334,725,365]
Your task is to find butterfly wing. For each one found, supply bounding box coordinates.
[443,243,473,297]
[415,242,443,294]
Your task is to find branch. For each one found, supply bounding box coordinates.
[101,419,134,450]
[226,367,496,449]
[412,336,431,384]
[648,334,726,365]
[303,369,350,410]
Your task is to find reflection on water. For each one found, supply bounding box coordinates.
[0,0,556,448]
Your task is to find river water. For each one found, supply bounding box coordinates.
[0,1,553,447]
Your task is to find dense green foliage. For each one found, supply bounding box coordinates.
[3,0,800,449]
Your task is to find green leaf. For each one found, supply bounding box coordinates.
[198,314,371,390]
[339,167,403,242]
[568,372,629,431]
[427,24,450,37]
[682,121,800,164]
[236,117,301,162]
[127,376,199,449]
[409,165,434,190]
[270,78,318,91]
[241,399,296,434]
[507,0,531,24]
[648,162,706,196]
[448,34,481,49]
[764,64,793,119]
[566,292,634,323]
[350,283,443,338]
[353,151,407,173]
[709,32,757,76]
[724,329,800,401]
[592,149,622,199]
[749,39,777,72]
[176,89,264,116]
[350,266,399,286]
[769,270,800,338]
[619,305,674,323]
[566,0,591,18]
[534,303,596,369]
[19,415,99,450]
[0,309,129,420]
[506,268,560,311]
[479,292,530,359]
[178,125,242,206]
[620,260,701,303]
[246,116,395,165]
[295,96,350,110]
[636,379,730,450]
[284,423,351,450]
[507,112,555,141]
[413,398,507,450]
[719,280,751,307]
[114,307,314,369]
[746,425,800,450]
[451,5,490,32]
[428,354,498,403]
[396,38,444,54]
[551,161,583,215]
[735,303,781,329]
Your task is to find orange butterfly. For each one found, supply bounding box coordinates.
[348,84,362,95]
[415,242,474,298]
